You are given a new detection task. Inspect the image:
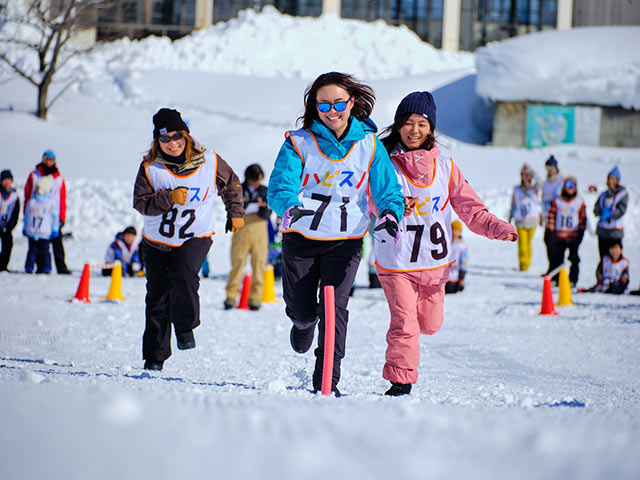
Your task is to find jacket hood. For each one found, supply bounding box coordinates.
[390,143,441,186]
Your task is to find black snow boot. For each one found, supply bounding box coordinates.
[176,331,196,350]
[290,324,315,354]
[313,386,341,397]
[144,360,163,371]
[385,382,412,396]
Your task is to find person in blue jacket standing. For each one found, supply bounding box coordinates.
[268,71,404,395]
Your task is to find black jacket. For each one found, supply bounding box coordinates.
[242,182,270,220]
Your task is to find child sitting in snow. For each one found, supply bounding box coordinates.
[23,175,59,274]
[102,226,142,277]
[445,220,468,294]
[588,240,629,294]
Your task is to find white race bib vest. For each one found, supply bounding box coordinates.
[543,177,563,216]
[24,196,56,238]
[280,129,373,240]
[448,240,467,281]
[375,155,454,272]
[142,151,218,247]
[30,170,62,214]
[602,256,629,283]
[0,191,18,227]
[597,190,625,230]
[554,196,584,233]
[512,185,540,222]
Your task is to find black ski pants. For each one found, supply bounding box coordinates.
[549,236,582,284]
[281,233,362,390]
[142,237,212,363]
[0,230,13,271]
[51,228,69,273]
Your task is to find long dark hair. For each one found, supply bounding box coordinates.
[380,113,436,154]
[297,72,376,129]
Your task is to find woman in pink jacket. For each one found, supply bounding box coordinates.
[371,91,517,396]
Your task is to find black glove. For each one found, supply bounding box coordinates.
[373,209,400,239]
[282,205,315,230]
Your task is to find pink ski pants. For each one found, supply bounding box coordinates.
[378,271,445,384]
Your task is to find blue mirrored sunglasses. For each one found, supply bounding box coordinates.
[159,132,183,143]
[317,97,351,113]
[565,181,576,189]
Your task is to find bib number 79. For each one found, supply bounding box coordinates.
[406,221,448,262]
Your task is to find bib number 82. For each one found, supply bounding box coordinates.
[159,208,196,239]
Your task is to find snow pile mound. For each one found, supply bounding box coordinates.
[475,26,640,109]
[82,7,473,80]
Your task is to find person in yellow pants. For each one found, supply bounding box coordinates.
[509,163,542,271]
[225,164,270,310]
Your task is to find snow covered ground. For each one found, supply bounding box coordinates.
[1,8,640,480]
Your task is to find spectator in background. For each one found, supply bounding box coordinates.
[509,163,542,271]
[594,166,628,260]
[0,170,20,271]
[545,176,586,287]
[224,163,270,311]
[445,220,468,294]
[589,240,629,294]
[24,150,71,274]
[542,155,564,274]
[102,226,142,277]
[23,175,59,274]
[267,215,283,279]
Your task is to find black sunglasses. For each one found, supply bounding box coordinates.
[159,132,183,143]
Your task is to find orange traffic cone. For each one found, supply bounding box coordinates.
[237,272,252,310]
[70,263,91,303]
[539,275,557,315]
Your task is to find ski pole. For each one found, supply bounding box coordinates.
[321,285,335,396]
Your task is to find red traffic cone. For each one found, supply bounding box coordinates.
[539,275,557,315]
[70,263,91,303]
[237,272,252,310]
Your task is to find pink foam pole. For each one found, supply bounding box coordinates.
[321,285,336,396]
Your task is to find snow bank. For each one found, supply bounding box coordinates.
[475,26,640,109]
[1,6,473,83]
[90,7,473,80]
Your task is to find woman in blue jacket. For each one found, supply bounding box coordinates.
[268,72,404,395]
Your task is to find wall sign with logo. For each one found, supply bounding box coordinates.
[526,104,601,148]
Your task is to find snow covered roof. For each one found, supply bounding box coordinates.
[475,26,640,110]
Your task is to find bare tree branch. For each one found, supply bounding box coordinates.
[0,53,39,87]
